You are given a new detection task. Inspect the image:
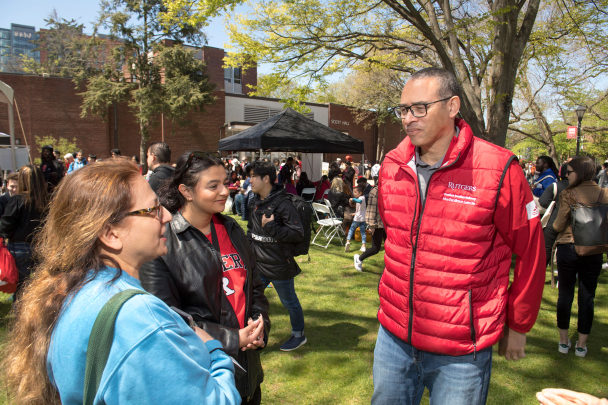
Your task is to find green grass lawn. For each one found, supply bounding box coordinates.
[1,215,607,404]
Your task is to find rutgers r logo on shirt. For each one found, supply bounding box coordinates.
[221,253,244,272]
[221,253,244,297]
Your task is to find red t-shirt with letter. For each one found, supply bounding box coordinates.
[205,215,247,328]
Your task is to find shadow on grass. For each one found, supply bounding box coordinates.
[264,321,369,353]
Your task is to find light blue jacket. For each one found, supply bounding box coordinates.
[47,268,240,405]
[67,159,87,174]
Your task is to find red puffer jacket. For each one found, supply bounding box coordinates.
[377,119,546,356]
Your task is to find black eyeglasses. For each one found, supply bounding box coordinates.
[126,205,161,218]
[393,96,454,119]
[567,170,575,175]
[176,151,222,180]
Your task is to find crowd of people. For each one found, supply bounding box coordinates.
[0,67,606,405]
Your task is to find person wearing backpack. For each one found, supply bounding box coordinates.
[247,160,307,351]
[552,156,608,358]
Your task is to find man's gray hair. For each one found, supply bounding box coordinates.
[409,67,461,101]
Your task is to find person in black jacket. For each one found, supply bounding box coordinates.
[279,157,295,185]
[248,160,307,352]
[140,151,269,405]
[0,165,48,302]
[328,161,343,181]
[0,172,18,218]
[39,145,59,189]
[146,142,175,194]
[343,160,356,188]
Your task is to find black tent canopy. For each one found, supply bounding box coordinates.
[218,108,364,153]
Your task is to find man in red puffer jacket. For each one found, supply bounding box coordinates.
[372,68,546,405]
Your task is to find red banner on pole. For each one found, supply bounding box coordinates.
[567,126,578,139]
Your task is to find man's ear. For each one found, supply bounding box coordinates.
[449,96,461,119]
[98,224,124,251]
[178,184,193,202]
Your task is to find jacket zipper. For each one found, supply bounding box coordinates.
[406,153,462,344]
[468,289,477,360]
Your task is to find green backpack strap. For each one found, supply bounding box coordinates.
[83,289,148,405]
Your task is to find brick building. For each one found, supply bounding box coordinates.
[0,45,403,165]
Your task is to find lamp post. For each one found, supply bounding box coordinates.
[575,105,587,155]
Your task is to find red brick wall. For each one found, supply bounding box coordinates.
[0,73,110,160]
[0,73,226,164]
[202,46,226,92]
[327,103,404,164]
[241,61,257,96]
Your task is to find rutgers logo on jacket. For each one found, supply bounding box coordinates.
[377,118,542,357]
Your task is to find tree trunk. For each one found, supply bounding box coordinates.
[139,112,149,173]
[485,0,541,147]
[380,123,386,162]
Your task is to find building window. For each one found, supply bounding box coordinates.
[224,53,243,94]
[225,67,242,94]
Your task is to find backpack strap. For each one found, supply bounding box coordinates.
[83,289,148,405]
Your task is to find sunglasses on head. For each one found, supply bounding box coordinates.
[176,151,222,180]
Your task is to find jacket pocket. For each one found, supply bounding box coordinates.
[468,289,477,360]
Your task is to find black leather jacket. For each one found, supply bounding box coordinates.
[247,185,304,280]
[140,213,270,399]
[0,195,44,243]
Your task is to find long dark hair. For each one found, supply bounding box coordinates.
[157,151,225,213]
[298,172,312,185]
[566,156,596,190]
[2,160,139,405]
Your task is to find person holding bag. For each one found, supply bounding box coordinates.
[140,151,270,405]
[552,156,608,358]
[1,160,240,405]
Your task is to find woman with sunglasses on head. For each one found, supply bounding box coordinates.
[2,160,240,405]
[140,151,270,405]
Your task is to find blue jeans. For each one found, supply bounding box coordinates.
[259,275,305,336]
[347,221,366,244]
[7,242,33,302]
[235,193,244,216]
[372,325,492,405]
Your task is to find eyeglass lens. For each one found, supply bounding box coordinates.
[395,105,427,119]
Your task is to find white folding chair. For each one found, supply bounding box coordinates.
[311,202,344,248]
[323,199,346,237]
[301,187,316,203]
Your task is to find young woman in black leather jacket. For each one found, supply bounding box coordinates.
[140,152,270,405]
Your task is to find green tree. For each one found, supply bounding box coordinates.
[318,66,406,161]
[20,11,104,77]
[33,135,80,165]
[224,0,546,147]
[77,0,216,167]
[507,0,608,161]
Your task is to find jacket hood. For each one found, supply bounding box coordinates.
[153,164,175,176]
[385,118,474,169]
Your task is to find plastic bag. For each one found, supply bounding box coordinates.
[224,196,233,214]
[0,238,18,293]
